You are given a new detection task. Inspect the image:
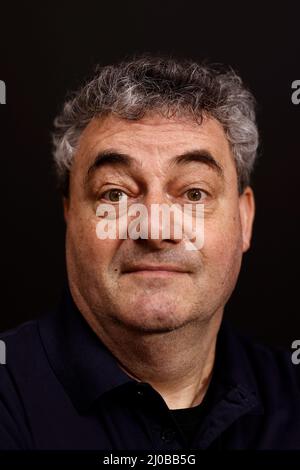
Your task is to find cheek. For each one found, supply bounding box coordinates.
[67,210,119,272]
[202,210,243,270]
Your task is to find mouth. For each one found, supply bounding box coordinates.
[122,264,190,277]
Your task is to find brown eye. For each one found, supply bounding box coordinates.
[186,188,205,201]
[103,189,127,202]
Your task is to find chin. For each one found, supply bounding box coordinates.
[116,306,195,334]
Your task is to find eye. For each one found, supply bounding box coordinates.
[102,189,128,203]
[185,188,207,202]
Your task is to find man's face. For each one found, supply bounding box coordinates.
[64,114,254,333]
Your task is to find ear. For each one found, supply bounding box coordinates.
[63,197,69,223]
[239,186,255,253]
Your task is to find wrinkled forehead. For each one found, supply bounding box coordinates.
[73,113,236,177]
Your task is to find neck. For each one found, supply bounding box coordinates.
[85,309,223,410]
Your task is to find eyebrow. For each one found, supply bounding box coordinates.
[85,148,224,182]
[86,151,134,183]
[170,150,224,178]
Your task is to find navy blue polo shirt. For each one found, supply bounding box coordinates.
[1,286,300,450]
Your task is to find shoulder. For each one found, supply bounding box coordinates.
[0,317,40,349]
[240,330,297,377]
[0,318,43,375]
[0,317,51,449]
[234,327,300,407]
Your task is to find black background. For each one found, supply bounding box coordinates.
[0,1,299,348]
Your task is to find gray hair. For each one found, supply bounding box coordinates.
[52,55,259,195]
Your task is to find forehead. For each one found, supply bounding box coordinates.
[75,113,235,172]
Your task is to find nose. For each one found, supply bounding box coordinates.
[130,188,184,248]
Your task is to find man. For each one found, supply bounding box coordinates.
[0,55,299,451]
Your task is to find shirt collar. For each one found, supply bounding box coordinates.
[38,285,136,412]
[213,317,263,408]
